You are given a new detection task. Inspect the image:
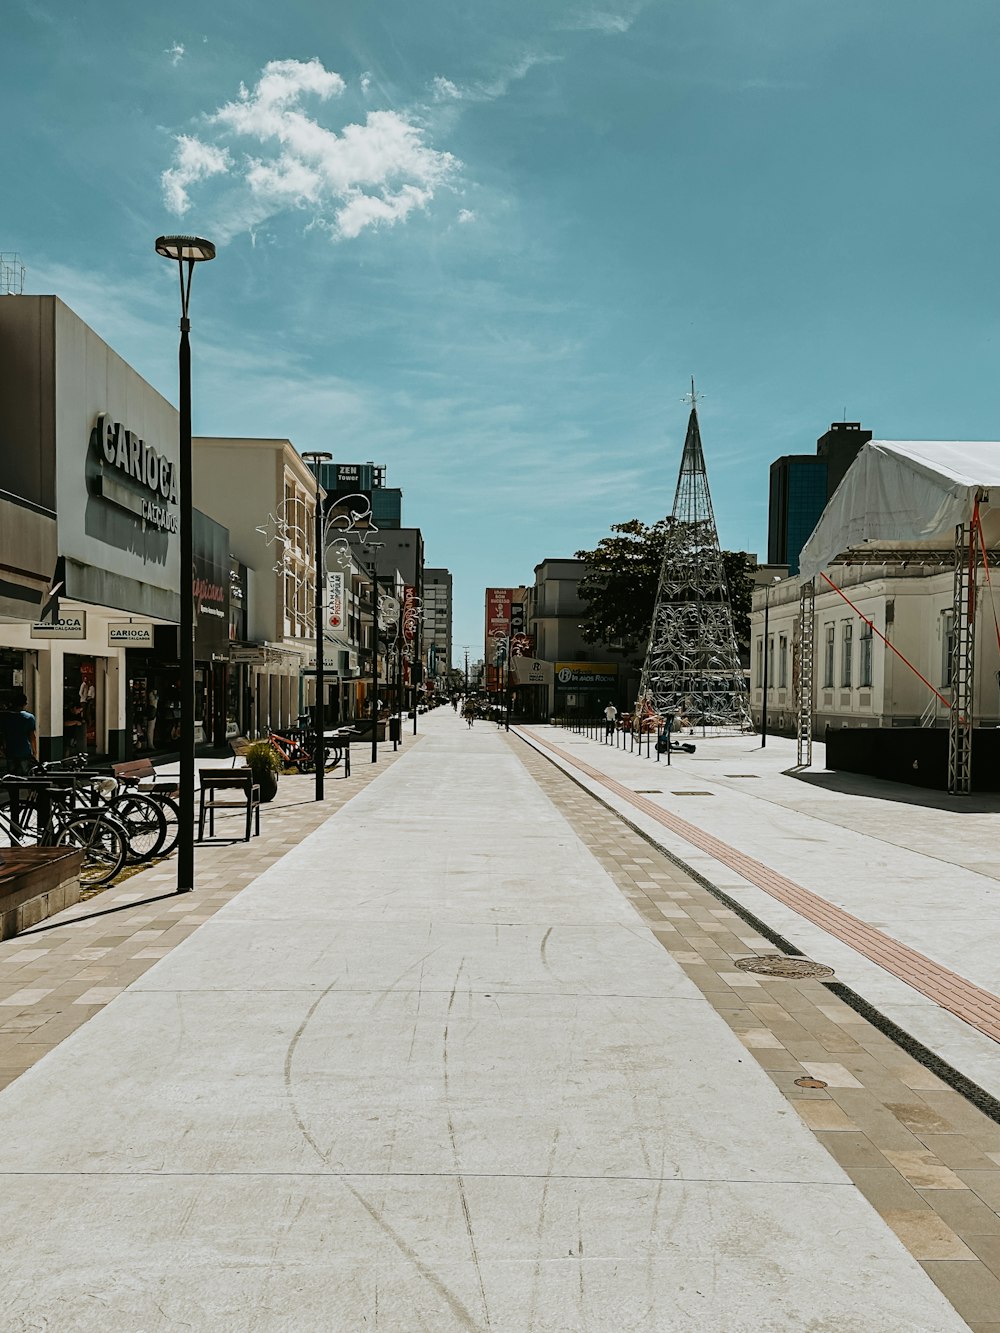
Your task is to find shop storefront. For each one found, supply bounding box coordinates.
[553,661,619,716]
[0,296,230,760]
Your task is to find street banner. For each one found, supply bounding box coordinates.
[485,587,512,641]
[327,571,345,630]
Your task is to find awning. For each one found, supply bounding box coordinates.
[798,440,1000,581]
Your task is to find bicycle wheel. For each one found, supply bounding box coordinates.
[295,746,315,773]
[2,790,42,843]
[142,791,181,857]
[108,793,167,862]
[55,812,128,887]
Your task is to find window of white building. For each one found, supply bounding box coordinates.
[823,624,835,687]
[841,621,853,688]
[778,635,788,688]
[859,620,873,687]
[755,638,764,688]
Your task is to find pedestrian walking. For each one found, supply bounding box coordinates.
[603,701,618,739]
[0,692,38,776]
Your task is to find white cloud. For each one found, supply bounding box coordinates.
[432,76,463,102]
[162,58,458,241]
[336,184,434,239]
[360,72,372,94]
[559,7,641,34]
[161,135,231,214]
[166,41,185,66]
[457,209,476,224]
[429,53,560,105]
[586,12,631,33]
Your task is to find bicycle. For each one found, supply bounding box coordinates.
[26,759,169,864]
[0,775,129,886]
[267,726,355,774]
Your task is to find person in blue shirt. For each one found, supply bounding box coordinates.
[0,693,38,776]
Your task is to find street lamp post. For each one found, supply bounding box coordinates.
[155,234,216,895]
[760,576,781,749]
[301,452,332,801]
[412,609,420,735]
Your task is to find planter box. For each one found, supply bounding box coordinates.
[0,846,84,940]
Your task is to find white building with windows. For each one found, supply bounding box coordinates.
[751,560,1000,738]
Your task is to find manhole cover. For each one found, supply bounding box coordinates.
[734,954,835,979]
[634,790,663,794]
[794,1076,828,1089]
[724,774,761,779]
[671,791,714,796]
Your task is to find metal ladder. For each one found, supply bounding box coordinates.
[797,579,815,767]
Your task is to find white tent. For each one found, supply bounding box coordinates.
[798,440,1000,582]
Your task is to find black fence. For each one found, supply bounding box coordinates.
[825,726,1000,792]
[552,714,670,762]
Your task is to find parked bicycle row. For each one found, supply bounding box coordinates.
[0,753,180,888]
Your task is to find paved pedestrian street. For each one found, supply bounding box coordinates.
[0,712,996,1329]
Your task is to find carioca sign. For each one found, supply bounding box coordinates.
[91,412,178,532]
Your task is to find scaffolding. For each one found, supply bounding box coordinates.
[637,393,753,731]
[0,253,25,296]
[796,579,815,767]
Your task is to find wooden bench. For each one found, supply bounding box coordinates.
[197,769,260,842]
[112,758,157,785]
[229,735,252,766]
[112,757,179,799]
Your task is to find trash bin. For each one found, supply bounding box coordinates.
[388,716,401,743]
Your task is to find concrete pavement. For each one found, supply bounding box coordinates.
[0,712,983,1329]
[519,722,1000,1105]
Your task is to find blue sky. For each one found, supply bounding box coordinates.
[6,0,1000,655]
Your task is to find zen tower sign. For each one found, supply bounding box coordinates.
[90,412,179,534]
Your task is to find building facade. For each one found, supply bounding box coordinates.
[423,568,452,686]
[0,295,234,760]
[193,436,320,734]
[750,562,1000,738]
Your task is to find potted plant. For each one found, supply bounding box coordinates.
[242,739,281,803]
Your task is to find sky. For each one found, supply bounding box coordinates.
[5,0,1000,656]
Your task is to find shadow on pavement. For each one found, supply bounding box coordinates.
[786,766,1000,813]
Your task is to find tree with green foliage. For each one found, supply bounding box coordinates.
[575,519,756,663]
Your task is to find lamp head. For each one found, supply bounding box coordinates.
[155,235,216,263]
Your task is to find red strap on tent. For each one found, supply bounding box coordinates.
[818,571,953,712]
[974,504,1000,659]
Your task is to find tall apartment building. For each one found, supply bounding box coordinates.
[423,568,452,681]
[768,422,871,575]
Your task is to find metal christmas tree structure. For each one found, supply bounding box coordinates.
[636,386,753,731]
